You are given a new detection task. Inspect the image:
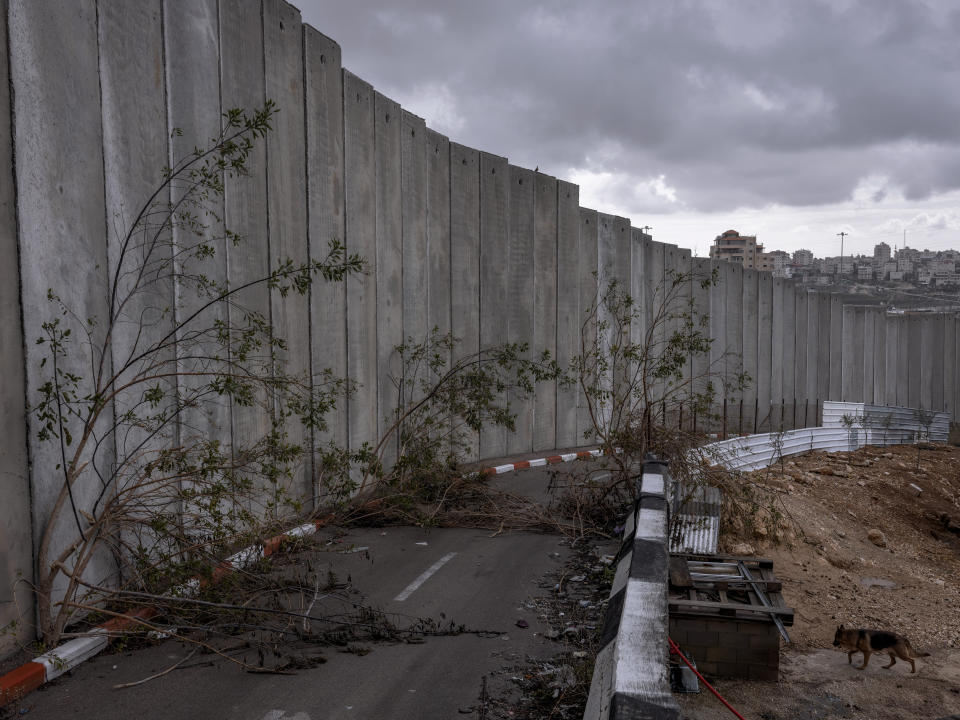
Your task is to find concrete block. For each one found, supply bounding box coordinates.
[648,240,666,412]
[884,313,899,407]
[741,269,759,433]
[11,0,115,611]
[829,295,844,401]
[815,292,831,414]
[425,128,451,336]
[944,315,955,416]
[770,278,785,426]
[709,260,726,431]
[756,272,773,431]
[450,143,481,461]
[479,152,509,459]
[804,291,819,424]
[220,0,272,466]
[676,247,693,427]
[401,111,428,345]
[555,181,579,448]
[507,164,535,455]
[920,314,935,410]
[374,92,403,466]
[0,2,32,656]
[781,281,796,429]
[165,0,232,459]
[862,307,875,404]
[793,290,807,428]
[533,172,558,451]
[342,71,378,456]
[931,315,945,412]
[841,305,856,402]
[304,28,347,458]
[872,308,886,406]
[577,207,599,443]
[907,316,922,409]
[690,257,713,431]
[264,0,310,497]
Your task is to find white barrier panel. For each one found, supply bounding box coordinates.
[822,401,949,443]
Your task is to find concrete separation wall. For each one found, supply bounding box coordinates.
[584,457,679,719]
[0,0,958,664]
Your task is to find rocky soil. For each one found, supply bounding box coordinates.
[677,442,960,720]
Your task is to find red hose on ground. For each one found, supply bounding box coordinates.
[668,636,748,720]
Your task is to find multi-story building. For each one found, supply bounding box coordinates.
[857,264,873,280]
[793,248,814,266]
[709,229,763,268]
[873,242,891,262]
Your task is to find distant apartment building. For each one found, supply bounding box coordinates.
[792,248,814,266]
[709,229,763,268]
[857,264,873,280]
[873,242,891,262]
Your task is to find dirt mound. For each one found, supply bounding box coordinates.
[677,443,960,719]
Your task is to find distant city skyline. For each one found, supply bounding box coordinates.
[296,1,960,261]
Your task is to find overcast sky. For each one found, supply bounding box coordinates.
[295,0,960,259]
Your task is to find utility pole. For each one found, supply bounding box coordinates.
[837,231,847,283]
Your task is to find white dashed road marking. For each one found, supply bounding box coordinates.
[393,552,457,601]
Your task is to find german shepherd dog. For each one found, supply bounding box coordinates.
[833,625,930,672]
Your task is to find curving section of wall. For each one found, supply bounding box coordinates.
[0,0,957,656]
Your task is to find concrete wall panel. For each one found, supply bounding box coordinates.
[0,0,32,655]
[507,164,535,454]
[804,291,819,426]
[220,0,272,465]
[770,278,785,427]
[342,71,378,455]
[944,315,955,417]
[884,314,899,407]
[862,307,874,405]
[10,0,115,610]
[425,128,451,335]
[374,92,403,464]
[755,271,773,431]
[708,260,726,431]
[304,28,347,461]
[265,0,310,496]
[690,257,712,430]
[165,0,232,458]
[449,143,481,461]
[829,295,844,401]
[920,315,935,411]
[533,173,558,451]
[780,282,796,428]
[555,181,580,448]
[577,208,599,442]
[401,111,428,344]
[793,289,807,427]
[741,269,759,432]
[872,309,886,407]
[479,152,509,458]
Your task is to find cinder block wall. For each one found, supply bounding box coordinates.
[669,616,780,681]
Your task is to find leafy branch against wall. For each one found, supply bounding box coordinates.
[30,103,363,647]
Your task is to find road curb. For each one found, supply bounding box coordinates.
[1,447,607,707]
[584,457,680,719]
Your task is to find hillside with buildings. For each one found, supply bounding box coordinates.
[710,229,960,311]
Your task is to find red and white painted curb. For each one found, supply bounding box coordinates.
[1,448,609,706]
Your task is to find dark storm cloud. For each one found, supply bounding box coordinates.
[296,0,960,213]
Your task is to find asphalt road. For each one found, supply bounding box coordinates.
[18,463,601,720]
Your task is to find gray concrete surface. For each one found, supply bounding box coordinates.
[507,164,535,455]
[0,0,32,655]
[304,27,348,464]
[533,173,559,452]
[374,90,403,467]
[401,110,428,347]
[555,181,581,449]
[343,70,378,462]
[479,152,509,459]
[426,128,452,337]
[265,0,311,496]
[577,208,599,443]
[449,142,481,462]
